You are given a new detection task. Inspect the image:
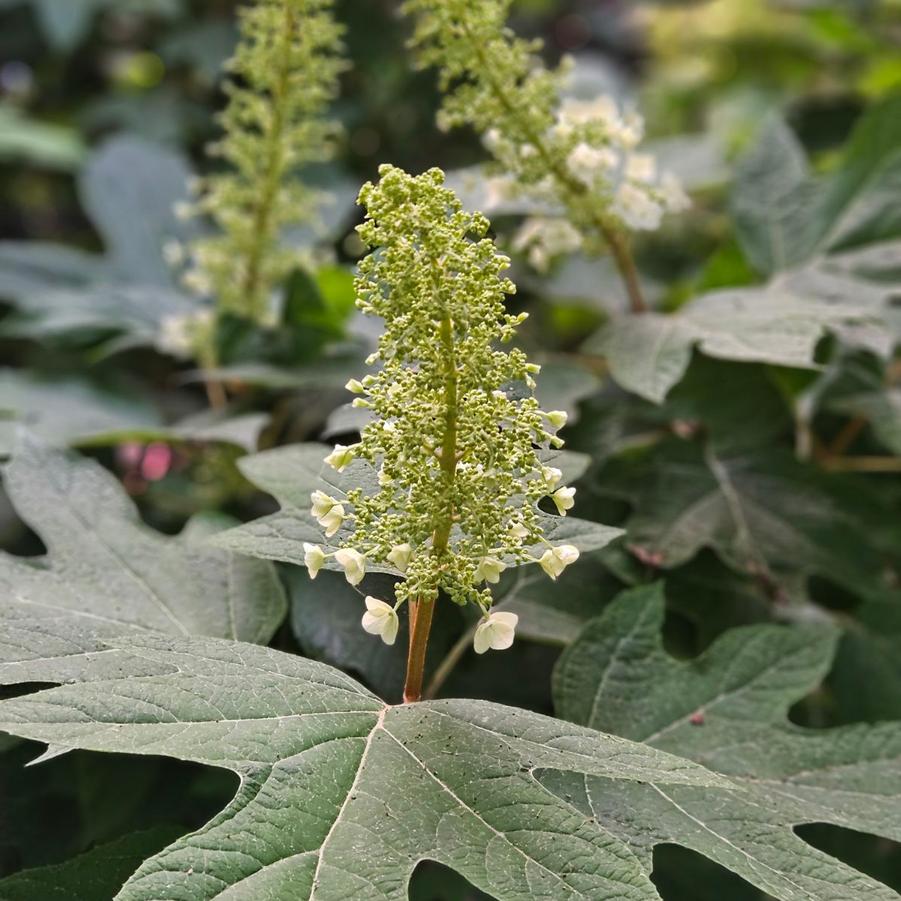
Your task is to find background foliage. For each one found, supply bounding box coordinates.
[1,0,900,898]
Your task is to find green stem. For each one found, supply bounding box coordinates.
[403,314,458,702]
[240,0,295,322]
[457,19,647,314]
[403,596,436,703]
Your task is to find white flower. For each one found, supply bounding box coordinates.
[566,142,618,186]
[162,239,185,267]
[558,95,620,130]
[325,443,357,473]
[508,521,530,542]
[387,543,414,573]
[545,410,568,430]
[474,556,507,584]
[303,543,326,580]
[551,486,576,516]
[613,110,644,149]
[612,183,663,231]
[345,378,365,394]
[335,548,366,586]
[541,465,563,490]
[538,544,580,580]
[624,152,656,184]
[158,309,215,358]
[473,611,519,654]
[311,490,345,537]
[361,596,399,646]
[512,217,583,273]
[660,172,691,213]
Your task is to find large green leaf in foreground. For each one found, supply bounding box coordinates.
[0,437,286,678]
[551,584,901,900]
[0,629,729,901]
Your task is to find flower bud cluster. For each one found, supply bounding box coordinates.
[403,0,689,270]
[181,0,345,325]
[303,166,581,651]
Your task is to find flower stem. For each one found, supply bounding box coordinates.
[403,596,436,703]
[458,18,647,314]
[240,0,295,322]
[404,313,458,702]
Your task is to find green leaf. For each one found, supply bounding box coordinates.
[0,371,163,456]
[551,584,901,900]
[599,438,889,600]
[212,443,622,572]
[0,371,267,455]
[0,241,106,304]
[0,436,286,679]
[813,95,901,256]
[0,284,196,344]
[731,115,815,277]
[0,104,87,170]
[78,136,195,287]
[0,631,730,900]
[0,827,184,901]
[591,286,876,403]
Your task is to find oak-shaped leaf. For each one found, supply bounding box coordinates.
[598,437,895,604]
[550,584,901,900]
[0,436,286,685]
[0,627,733,900]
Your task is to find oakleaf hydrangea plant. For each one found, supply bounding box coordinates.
[404,0,689,310]
[304,165,581,701]
[172,0,345,338]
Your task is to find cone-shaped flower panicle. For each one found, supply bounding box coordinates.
[300,166,590,651]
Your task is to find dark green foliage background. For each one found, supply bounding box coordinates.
[1,0,900,898]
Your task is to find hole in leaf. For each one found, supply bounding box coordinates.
[652,843,772,900]
[408,860,493,900]
[0,742,237,880]
[796,824,901,892]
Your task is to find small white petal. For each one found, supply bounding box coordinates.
[303,543,326,580]
[387,543,414,573]
[539,545,580,580]
[551,486,576,516]
[474,556,507,584]
[473,612,519,655]
[361,596,399,646]
[325,444,357,473]
[319,505,345,538]
[335,548,366,586]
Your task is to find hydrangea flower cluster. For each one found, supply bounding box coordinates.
[180,0,345,326]
[403,0,688,290]
[304,165,580,653]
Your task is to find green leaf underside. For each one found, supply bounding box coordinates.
[550,585,901,901]
[0,437,286,678]
[0,631,735,901]
[212,443,622,572]
[592,288,880,403]
[602,439,890,600]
